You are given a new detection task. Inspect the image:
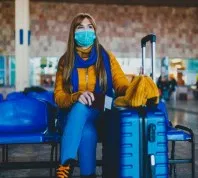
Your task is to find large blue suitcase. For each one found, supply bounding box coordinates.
[103,34,168,178]
[103,106,168,178]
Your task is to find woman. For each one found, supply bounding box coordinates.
[54,13,129,178]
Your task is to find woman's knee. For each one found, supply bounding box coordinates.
[81,124,97,143]
[68,102,100,121]
[69,102,93,118]
[72,102,90,111]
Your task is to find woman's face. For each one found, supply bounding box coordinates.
[74,17,96,47]
[75,18,95,32]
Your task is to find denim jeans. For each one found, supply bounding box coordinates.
[60,102,100,175]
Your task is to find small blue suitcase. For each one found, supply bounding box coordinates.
[103,34,169,178]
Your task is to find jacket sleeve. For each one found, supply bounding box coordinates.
[54,54,82,108]
[108,51,130,96]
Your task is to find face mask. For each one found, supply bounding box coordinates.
[74,30,96,47]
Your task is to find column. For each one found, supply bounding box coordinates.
[15,0,30,91]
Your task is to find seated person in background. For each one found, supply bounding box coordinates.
[177,72,185,86]
[157,75,170,101]
[168,74,177,99]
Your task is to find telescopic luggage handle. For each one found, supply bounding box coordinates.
[141,34,156,81]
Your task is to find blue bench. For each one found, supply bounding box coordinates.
[0,92,194,178]
[0,96,60,177]
[6,91,26,100]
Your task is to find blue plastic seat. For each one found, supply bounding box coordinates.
[0,133,44,144]
[156,100,195,177]
[26,91,59,135]
[0,97,60,176]
[167,123,195,178]
[167,126,192,141]
[26,91,56,107]
[6,91,26,100]
[0,98,48,134]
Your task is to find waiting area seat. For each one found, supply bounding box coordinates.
[0,90,195,178]
[6,91,26,100]
[167,124,195,178]
[26,90,56,107]
[156,100,195,178]
[0,96,60,177]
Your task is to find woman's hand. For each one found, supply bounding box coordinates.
[78,91,95,106]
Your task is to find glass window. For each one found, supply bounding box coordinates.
[0,56,5,86]
[9,56,15,86]
[30,56,59,88]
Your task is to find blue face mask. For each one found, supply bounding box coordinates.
[74,30,96,47]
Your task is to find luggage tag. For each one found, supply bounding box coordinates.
[104,95,113,111]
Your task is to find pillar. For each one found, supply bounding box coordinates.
[15,0,30,91]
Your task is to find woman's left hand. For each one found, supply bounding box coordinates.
[78,91,95,106]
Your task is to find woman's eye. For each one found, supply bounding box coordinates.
[77,26,83,29]
[88,25,93,29]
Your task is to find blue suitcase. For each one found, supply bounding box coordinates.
[103,34,169,178]
[103,106,168,178]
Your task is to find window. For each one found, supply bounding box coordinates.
[9,56,15,86]
[0,56,6,87]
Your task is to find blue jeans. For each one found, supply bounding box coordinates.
[60,102,100,175]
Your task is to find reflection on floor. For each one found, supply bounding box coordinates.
[0,100,197,178]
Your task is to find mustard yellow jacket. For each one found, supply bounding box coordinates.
[54,51,129,108]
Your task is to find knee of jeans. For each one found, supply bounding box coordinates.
[73,102,91,113]
[72,102,99,118]
[81,125,97,142]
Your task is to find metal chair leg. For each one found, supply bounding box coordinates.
[172,141,177,178]
[50,143,55,178]
[169,141,176,177]
[191,137,195,178]
[5,144,8,162]
[169,141,172,177]
[54,143,59,177]
[2,145,5,162]
[1,144,8,163]
[101,142,104,178]
[55,143,58,162]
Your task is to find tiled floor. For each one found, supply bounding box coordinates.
[0,99,197,178]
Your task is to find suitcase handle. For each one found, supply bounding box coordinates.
[148,124,156,142]
[141,34,156,81]
[141,34,156,48]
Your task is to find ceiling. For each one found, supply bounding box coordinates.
[30,0,198,7]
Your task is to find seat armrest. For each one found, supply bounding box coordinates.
[175,125,194,140]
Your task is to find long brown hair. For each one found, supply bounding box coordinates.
[61,13,107,93]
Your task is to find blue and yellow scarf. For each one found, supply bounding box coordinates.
[71,46,113,97]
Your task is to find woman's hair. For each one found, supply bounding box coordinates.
[62,13,107,93]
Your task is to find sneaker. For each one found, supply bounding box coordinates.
[56,159,76,178]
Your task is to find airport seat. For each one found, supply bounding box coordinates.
[0,93,3,102]
[6,91,26,100]
[26,90,59,139]
[26,90,57,107]
[0,97,60,177]
[167,123,195,178]
[157,100,194,177]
